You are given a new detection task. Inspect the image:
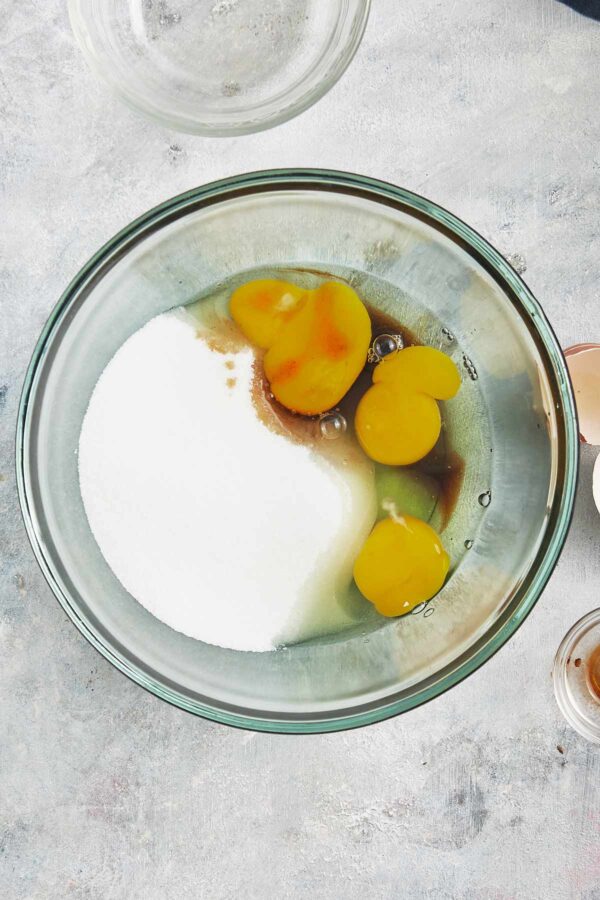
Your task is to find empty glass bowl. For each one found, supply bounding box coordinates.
[68,0,371,135]
[17,170,578,732]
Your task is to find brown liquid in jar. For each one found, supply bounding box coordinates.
[586,645,600,702]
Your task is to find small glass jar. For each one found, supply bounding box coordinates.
[553,609,600,744]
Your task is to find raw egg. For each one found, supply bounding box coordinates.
[355,346,461,465]
[230,279,372,415]
[230,279,306,349]
[353,513,450,616]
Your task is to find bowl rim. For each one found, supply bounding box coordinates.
[16,168,579,733]
[67,0,372,137]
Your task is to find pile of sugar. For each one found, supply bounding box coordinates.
[79,311,376,652]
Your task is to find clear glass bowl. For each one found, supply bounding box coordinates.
[17,170,578,733]
[554,609,600,743]
[68,0,371,136]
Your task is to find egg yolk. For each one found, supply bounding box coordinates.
[353,514,450,616]
[355,346,461,465]
[229,279,307,349]
[231,279,372,415]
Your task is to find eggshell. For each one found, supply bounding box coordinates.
[565,344,600,445]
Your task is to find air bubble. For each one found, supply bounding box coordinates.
[410,602,427,616]
[442,327,455,343]
[478,490,492,508]
[462,354,478,381]
[423,607,434,618]
[464,539,474,549]
[368,332,404,363]
[319,411,347,440]
[374,334,399,357]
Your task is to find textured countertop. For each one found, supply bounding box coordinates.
[2,1,600,897]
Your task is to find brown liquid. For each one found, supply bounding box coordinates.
[195,314,247,354]
[586,646,600,701]
[416,447,465,530]
[289,266,347,282]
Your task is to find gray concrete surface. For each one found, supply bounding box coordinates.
[2,1,600,897]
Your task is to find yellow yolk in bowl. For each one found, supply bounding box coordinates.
[230,279,371,415]
[355,346,461,465]
[229,279,307,349]
[353,514,450,616]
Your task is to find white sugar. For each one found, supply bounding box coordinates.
[79,311,376,652]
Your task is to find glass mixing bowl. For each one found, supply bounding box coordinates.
[68,0,371,135]
[17,170,578,733]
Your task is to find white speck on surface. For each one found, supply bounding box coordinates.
[211,0,239,15]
